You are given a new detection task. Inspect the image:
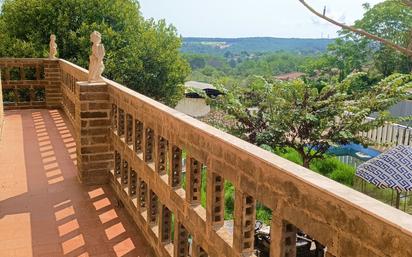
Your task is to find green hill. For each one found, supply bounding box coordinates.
[182,37,334,55]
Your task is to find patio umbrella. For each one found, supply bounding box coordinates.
[356,145,412,209]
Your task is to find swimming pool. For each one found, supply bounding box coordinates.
[327,143,381,167]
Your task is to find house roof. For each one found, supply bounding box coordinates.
[356,145,412,192]
[184,81,215,90]
[184,81,221,98]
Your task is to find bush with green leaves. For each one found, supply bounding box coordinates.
[0,0,189,106]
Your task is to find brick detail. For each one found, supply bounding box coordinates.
[129,168,138,198]
[138,178,148,211]
[186,156,202,205]
[44,59,62,108]
[169,145,182,188]
[207,172,225,229]
[75,81,111,185]
[144,127,154,163]
[174,223,189,257]
[148,190,159,225]
[159,205,172,243]
[156,136,168,175]
[270,217,297,257]
[134,120,143,153]
[233,190,256,256]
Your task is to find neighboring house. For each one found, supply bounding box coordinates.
[274,72,305,81]
[175,81,221,118]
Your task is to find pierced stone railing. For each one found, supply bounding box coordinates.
[0,58,61,109]
[2,57,412,257]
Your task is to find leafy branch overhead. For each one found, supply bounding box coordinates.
[298,0,412,57]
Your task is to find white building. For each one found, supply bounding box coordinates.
[175,81,220,118]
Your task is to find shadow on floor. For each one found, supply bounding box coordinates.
[0,109,153,257]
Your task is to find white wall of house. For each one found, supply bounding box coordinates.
[175,97,211,118]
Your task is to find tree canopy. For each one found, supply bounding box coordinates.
[0,0,189,106]
[210,74,412,167]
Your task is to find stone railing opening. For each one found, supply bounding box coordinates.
[1,56,412,257]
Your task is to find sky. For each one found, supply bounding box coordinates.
[138,0,384,39]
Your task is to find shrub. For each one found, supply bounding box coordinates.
[329,165,356,186]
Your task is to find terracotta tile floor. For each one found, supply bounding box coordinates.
[0,109,153,257]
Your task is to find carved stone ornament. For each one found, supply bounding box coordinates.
[49,34,57,59]
[88,31,105,82]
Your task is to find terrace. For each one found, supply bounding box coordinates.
[0,56,412,257]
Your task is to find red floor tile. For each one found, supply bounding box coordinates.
[0,109,153,257]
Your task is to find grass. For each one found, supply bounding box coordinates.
[271,147,356,186]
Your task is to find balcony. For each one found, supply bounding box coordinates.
[0,57,412,257]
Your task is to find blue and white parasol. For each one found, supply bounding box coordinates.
[356,145,412,192]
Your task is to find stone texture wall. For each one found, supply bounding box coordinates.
[43,59,62,108]
[0,58,61,110]
[75,81,112,185]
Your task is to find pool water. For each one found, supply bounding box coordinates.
[327,143,381,167]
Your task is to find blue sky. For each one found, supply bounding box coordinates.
[138,0,384,38]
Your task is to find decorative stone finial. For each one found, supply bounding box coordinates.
[88,31,105,82]
[49,34,57,59]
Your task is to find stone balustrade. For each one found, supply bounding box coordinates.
[0,58,61,109]
[1,58,412,257]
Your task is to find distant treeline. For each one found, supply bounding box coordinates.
[182,37,334,55]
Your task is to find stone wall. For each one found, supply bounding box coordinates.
[0,58,61,110]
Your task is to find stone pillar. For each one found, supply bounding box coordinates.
[174,223,189,257]
[185,156,202,205]
[75,81,112,185]
[129,168,138,198]
[43,59,62,108]
[206,172,225,229]
[159,205,172,244]
[121,158,129,189]
[169,145,182,188]
[148,190,159,226]
[138,178,148,211]
[156,136,168,175]
[270,216,297,257]
[233,190,256,256]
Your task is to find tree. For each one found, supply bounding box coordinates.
[0,0,189,106]
[210,74,412,168]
